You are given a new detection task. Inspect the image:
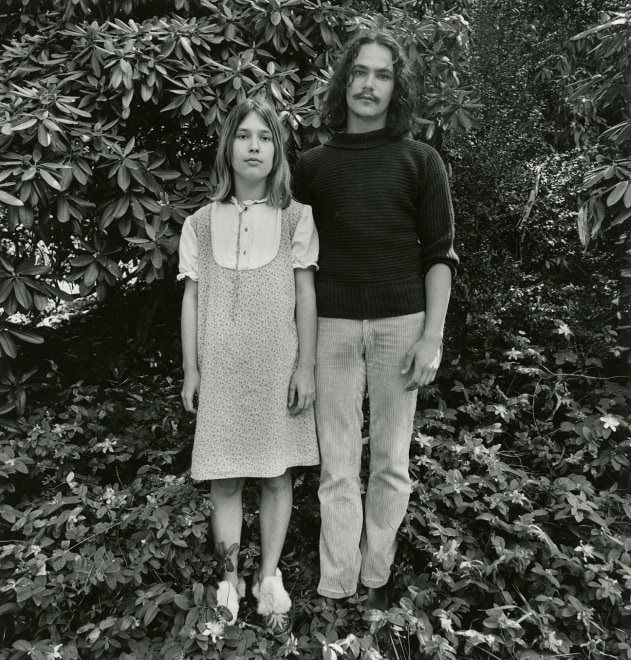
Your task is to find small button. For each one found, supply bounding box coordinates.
[243,251,246,255]
[244,227,248,232]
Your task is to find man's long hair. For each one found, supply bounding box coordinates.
[213,98,291,209]
[322,29,416,136]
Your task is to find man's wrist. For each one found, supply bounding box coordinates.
[421,330,443,345]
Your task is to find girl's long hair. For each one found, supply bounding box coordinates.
[213,99,291,209]
[323,29,416,136]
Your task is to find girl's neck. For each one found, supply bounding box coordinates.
[233,180,267,205]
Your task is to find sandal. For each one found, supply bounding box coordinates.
[216,576,246,624]
[252,568,292,635]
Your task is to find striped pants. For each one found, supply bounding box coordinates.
[315,313,425,598]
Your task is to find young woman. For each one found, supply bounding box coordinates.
[178,99,319,634]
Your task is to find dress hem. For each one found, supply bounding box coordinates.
[190,460,320,482]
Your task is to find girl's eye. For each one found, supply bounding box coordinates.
[236,134,248,140]
[261,135,272,141]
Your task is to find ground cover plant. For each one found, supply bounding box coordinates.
[0,281,629,660]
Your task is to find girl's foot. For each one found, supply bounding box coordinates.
[252,568,292,635]
[216,576,246,624]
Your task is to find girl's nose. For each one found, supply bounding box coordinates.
[249,139,260,152]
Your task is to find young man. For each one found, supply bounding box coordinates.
[293,29,459,609]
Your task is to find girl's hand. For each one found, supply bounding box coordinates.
[181,369,200,413]
[287,364,315,416]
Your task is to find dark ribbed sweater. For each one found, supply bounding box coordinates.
[293,128,459,319]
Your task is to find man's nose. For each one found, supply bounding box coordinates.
[363,73,376,89]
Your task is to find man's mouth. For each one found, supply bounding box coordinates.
[356,95,377,102]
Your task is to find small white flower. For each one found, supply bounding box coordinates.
[46,643,63,659]
[555,321,574,339]
[203,620,225,643]
[600,415,620,431]
[575,541,596,559]
[438,611,454,633]
[414,433,433,447]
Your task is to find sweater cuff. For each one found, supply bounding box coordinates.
[423,258,458,277]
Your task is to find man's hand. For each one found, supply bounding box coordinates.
[181,369,200,413]
[288,364,315,416]
[401,334,443,391]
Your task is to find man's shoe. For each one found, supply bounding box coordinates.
[365,585,388,610]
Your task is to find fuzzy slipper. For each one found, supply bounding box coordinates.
[252,568,292,635]
[216,576,246,624]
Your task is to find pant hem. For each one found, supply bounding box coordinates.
[360,578,389,589]
[317,587,357,599]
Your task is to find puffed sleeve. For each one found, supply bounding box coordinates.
[291,204,319,269]
[177,216,198,281]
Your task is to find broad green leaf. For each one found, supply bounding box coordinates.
[607,181,629,207]
[39,169,61,190]
[0,190,24,206]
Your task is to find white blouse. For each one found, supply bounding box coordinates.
[178,198,319,280]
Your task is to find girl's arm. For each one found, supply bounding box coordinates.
[288,266,317,415]
[181,277,200,413]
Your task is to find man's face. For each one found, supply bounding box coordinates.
[345,42,395,132]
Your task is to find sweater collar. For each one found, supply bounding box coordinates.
[326,127,399,150]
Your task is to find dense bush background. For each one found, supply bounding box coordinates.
[1,0,630,658]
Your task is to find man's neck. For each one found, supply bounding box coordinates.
[346,115,387,134]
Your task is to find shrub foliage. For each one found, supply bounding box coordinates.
[0,0,475,376]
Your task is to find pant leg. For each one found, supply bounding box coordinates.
[315,317,366,598]
[360,312,425,588]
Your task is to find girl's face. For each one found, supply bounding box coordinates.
[231,111,275,189]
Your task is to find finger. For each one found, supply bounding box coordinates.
[182,390,197,413]
[404,364,424,391]
[292,391,306,415]
[401,349,414,375]
[287,381,297,409]
[407,365,438,390]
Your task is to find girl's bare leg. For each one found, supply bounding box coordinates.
[259,469,292,579]
[210,477,246,584]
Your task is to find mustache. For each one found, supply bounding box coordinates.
[353,93,378,102]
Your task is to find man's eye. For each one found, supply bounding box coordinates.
[378,74,392,80]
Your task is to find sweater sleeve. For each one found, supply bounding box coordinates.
[292,154,311,206]
[417,146,459,275]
